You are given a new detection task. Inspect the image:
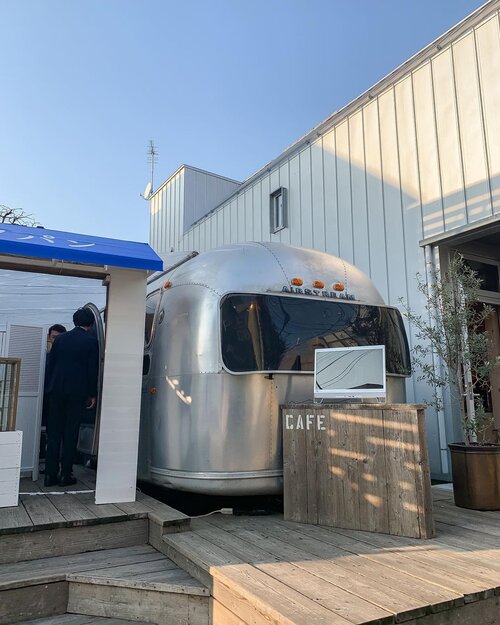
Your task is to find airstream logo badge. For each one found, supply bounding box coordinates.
[281,285,356,300]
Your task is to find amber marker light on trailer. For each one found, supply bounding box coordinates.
[164,280,172,289]
[291,278,303,286]
[333,283,345,291]
[313,281,325,289]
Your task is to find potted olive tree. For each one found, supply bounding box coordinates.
[402,254,500,510]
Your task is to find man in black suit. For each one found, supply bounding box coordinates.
[40,324,67,460]
[45,308,99,487]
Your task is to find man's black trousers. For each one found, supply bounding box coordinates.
[46,393,86,479]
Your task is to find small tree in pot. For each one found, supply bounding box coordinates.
[402,254,500,510]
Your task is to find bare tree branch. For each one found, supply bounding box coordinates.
[0,205,38,226]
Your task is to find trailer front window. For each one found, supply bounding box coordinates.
[220,294,410,375]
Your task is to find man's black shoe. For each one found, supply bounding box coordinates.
[59,476,77,487]
[44,475,59,487]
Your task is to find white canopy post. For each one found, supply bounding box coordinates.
[95,267,147,504]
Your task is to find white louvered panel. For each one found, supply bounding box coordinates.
[6,324,45,477]
[7,325,45,394]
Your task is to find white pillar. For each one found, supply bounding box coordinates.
[95,268,147,504]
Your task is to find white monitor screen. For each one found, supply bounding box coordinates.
[314,345,386,399]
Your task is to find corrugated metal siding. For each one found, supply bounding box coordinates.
[183,167,240,233]
[152,6,500,478]
[0,272,106,330]
[149,168,185,256]
[178,9,500,257]
[476,14,500,213]
[151,166,240,255]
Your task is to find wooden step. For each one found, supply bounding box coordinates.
[0,519,149,565]
[0,545,208,625]
[0,545,165,591]
[13,615,151,625]
[0,547,157,625]
[66,560,209,625]
[161,530,359,625]
[0,581,68,625]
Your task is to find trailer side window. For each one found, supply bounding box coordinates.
[144,291,161,347]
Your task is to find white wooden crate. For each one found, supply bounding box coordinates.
[0,430,22,507]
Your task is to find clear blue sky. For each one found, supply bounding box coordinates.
[0,0,485,242]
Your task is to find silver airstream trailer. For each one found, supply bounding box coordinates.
[136,242,411,495]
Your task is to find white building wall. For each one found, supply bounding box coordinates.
[150,166,240,256]
[153,3,500,478]
[183,167,240,233]
[149,167,185,257]
[0,271,106,331]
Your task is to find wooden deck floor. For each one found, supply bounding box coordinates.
[0,465,186,535]
[164,485,500,625]
[2,474,500,624]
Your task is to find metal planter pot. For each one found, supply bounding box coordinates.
[449,442,500,510]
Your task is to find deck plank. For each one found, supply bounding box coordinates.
[21,493,66,527]
[433,500,500,527]
[19,478,43,493]
[0,545,161,589]
[273,519,493,600]
[17,613,154,625]
[135,491,189,523]
[201,516,461,615]
[434,520,500,550]
[194,523,397,624]
[70,491,126,520]
[0,518,149,565]
[89,557,178,579]
[46,494,98,523]
[168,508,500,625]
[328,526,500,595]
[0,502,33,533]
[112,500,150,518]
[166,530,358,625]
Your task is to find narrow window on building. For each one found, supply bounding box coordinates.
[270,188,287,233]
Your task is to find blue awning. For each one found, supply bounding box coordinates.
[0,223,163,272]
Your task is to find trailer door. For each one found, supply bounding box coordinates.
[77,302,105,458]
[137,290,161,481]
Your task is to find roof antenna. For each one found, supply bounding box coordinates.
[141,140,158,200]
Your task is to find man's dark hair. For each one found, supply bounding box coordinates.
[73,308,95,328]
[48,324,66,335]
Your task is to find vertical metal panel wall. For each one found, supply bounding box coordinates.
[149,166,240,257]
[149,167,185,257]
[151,4,500,477]
[184,167,241,234]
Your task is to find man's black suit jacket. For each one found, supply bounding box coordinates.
[46,327,99,398]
